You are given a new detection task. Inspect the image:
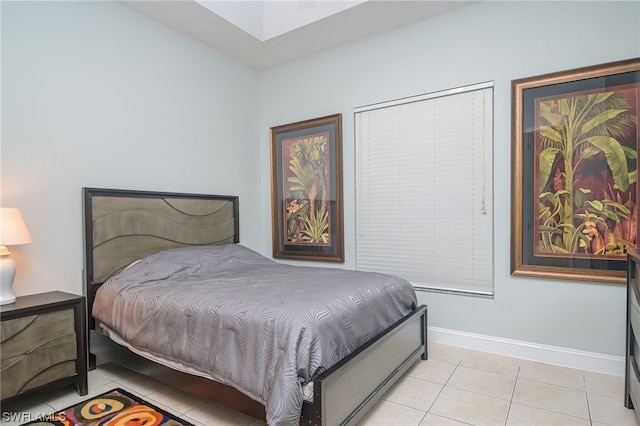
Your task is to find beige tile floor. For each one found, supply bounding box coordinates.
[1,342,638,426]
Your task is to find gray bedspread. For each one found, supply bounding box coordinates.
[92,244,417,426]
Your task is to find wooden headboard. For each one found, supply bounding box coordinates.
[82,187,239,325]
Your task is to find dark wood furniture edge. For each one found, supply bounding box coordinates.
[626,249,640,420]
[626,250,634,409]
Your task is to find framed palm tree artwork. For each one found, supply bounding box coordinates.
[270,114,344,262]
[511,58,640,283]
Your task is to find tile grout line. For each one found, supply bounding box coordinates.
[7,350,628,426]
[582,370,595,426]
[423,350,468,424]
[503,364,521,426]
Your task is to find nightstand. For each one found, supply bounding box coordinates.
[1,291,88,402]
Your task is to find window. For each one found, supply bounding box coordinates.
[355,83,494,295]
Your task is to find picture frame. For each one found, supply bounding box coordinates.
[270,114,344,262]
[511,58,640,283]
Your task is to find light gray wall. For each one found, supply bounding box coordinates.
[1,1,261,297]
[2,0,638,358]
[258,1,640,356]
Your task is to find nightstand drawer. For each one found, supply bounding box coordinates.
[1,309,75,359]
[1,341,77,397]
[0,292,88,402]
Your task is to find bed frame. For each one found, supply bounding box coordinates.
[82,187,428,426]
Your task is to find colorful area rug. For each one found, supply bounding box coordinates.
[21,388,194,426]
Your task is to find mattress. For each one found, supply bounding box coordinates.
[96,321,317,402]
[92,244,417,426]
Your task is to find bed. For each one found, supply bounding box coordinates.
[82,187,428,426]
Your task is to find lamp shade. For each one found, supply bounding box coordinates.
[0,208,33,246]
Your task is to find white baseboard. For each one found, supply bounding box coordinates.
[428,326,625,377]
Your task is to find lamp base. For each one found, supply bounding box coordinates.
[0,255,17,305]
[0,294,16,305]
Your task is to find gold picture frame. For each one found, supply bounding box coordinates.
[511,58,640,283]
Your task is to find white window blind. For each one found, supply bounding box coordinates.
[355,83,494,295]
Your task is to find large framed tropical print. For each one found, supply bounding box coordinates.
[270,114,344,262]
[511,58,640,283]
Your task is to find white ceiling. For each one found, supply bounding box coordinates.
[121,0,477,69]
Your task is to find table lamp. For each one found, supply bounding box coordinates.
[0,208,33,305]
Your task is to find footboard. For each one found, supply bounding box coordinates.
[301,304,427,426]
